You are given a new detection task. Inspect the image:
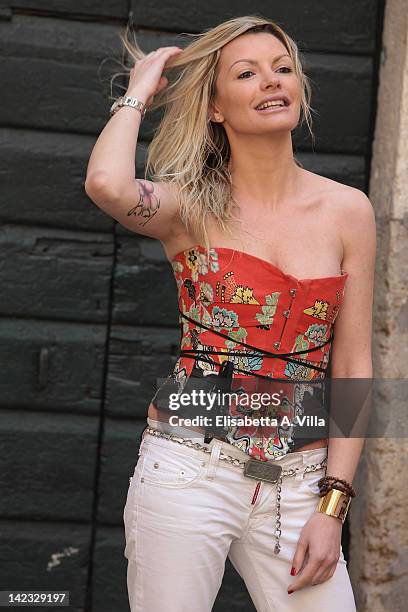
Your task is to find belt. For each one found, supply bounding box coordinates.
[142,426,328,555]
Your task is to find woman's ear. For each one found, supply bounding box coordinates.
[208,109,223,123]
[207,106,215,122]
[208,100,223,123]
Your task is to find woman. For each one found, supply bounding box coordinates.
[85,15,375,612]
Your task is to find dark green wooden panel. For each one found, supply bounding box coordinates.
[0,521,90,610]
[0,410,98,521]
[0,318,106,413]
[2,0,379,53]
[0,128,113,232]
[91,526,130,612]
[4,0,127,19]
[105,325,180,418]
[113,234,179,326]
[97,418,145,525]
[295,152,366,190]
[0,14,124,132]
[0,225,113,322]
[131,0,378,54]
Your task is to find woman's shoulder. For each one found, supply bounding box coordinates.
[305,171,376,270]
[302,169,373,219]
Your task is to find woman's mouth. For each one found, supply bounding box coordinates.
[256,106,288,113]
[255,103,289,113]
[255,98,290,113]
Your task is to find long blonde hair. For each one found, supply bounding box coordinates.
[115,15,315,262]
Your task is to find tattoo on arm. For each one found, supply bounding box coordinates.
[127,180,160,226]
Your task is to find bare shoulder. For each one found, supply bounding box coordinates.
[326,181,376,241]
[302,170,376,270]
[317,177,376,372]
[304,171,376,229]
[317,175,376,268]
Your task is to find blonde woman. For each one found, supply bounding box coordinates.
[85,15,375,612]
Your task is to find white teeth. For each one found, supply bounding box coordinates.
[256,100,285,110]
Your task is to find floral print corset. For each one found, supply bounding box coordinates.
[152,244,349,461]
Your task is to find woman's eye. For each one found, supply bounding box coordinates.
[238,67,292,79]
[238,71,253,79]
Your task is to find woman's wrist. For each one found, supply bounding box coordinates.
[318,475,356,498]
[313,509,343,525]
[124,89,151,106]
[317,488,352,523]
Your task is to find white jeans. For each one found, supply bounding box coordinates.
[123,431,356,612]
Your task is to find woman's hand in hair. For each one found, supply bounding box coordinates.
[125,46,183,107]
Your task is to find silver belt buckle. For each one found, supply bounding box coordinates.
[243,457,282,483]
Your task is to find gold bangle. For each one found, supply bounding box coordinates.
[317,488,351,523]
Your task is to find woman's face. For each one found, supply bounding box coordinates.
[210,33,302,135]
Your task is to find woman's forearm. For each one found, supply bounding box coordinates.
[326,437,365,483]
[326,361,373,483]
[85,88,150,199]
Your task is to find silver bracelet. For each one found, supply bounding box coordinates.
[109,95,147,120]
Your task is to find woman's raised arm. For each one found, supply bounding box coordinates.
[84,46,183,240]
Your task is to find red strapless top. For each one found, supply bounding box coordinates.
[152,244,349,460]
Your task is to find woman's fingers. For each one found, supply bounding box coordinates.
[155,76,169,95]
[289,537,308,579]
[126,47,183,101]
[288,550,339,592]
[309,556,339,585]
[287,557,322,593]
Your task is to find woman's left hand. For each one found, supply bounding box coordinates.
[287,511,343,594]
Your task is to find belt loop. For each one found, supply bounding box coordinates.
[293,453,307,481]
[295,470,305,481]
[206,439,223,479]
[138,434,147,456]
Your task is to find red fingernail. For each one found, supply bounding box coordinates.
[288,590,294,595]
[290,566,297,576]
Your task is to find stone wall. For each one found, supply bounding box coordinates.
[349,1,408,610]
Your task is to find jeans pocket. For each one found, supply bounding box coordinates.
[140,440,206,489]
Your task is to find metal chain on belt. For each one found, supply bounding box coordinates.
[142,427,327,555]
